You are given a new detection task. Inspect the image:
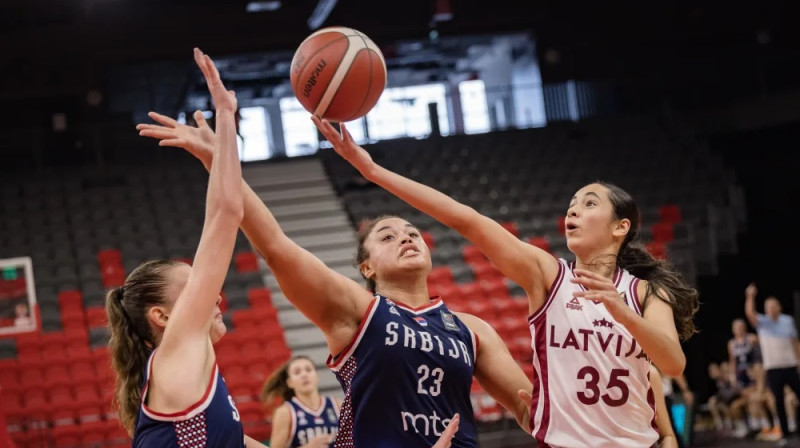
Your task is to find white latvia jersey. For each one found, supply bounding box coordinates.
[528,259,658,448]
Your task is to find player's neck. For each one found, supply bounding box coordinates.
[375,279,431,308]
[574,256,616,279]
[294,391,322,409]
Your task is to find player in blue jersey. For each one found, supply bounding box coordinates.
[136,117,532,448]
[107,48,265,447]
[263,355,340,448]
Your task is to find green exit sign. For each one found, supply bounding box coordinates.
[2,267,17,280]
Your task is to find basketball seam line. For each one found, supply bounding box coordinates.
[292,35,348,91]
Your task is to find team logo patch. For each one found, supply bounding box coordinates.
[314,417,325,425]
[297,410,308,425]
[566,297,583,311]
[440,311,460,333]
[326,408,337,421]
[413,316,428,326]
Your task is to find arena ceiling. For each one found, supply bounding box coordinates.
[0,0,796,113]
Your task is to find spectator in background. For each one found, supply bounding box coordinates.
[745,282,800,446]
[728,318,760,391]
[706,361,748,437]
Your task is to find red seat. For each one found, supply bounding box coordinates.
[527,236,551,252]
[51,424,81,448]
[58,290,83,310]
[0,362,19,390]
[458,282,483,303]
[436,283,461,303]
[471,262,504,284]
[232,310,259,329]
[86,306,108,328]
[658,204,682,224]
[427,266,454,286]
[70,361,98,382]
[14,333,42,355]
[97,249,122,265]
[61,308,86,328]
[646,241,667,260]
[247,288,272,309]
[79,420,109,444]
[480,279,509,301]
[235,252,259,273]
[44,364,73,388]
[651,222,674,243]
[461,245,486,265]
[421,231,435,249]
[499,221,519,238]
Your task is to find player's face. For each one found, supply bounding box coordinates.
[163,264,227,343]
[564,184,621,256]
[361,217,431,284]
[209,293,227,343]
[286,358,318,394]
[765,298,781,318]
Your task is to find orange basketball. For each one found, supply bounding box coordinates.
[290,26,387,123]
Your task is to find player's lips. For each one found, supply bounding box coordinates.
[399,245,421,258]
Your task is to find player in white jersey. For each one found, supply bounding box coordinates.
[312,117,700,448]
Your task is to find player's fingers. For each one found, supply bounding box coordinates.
[203,54,224,89]
[193,110,208,128]
[158,138,183,147]
[138,129,175,140]
[193,48,211,81]
[148,111,178,128]
[443,413,459,437]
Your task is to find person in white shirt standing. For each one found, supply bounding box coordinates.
[745,282,800,446]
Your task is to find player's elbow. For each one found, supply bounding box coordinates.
[661,354,686,378]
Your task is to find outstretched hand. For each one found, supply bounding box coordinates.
[136,110,216,168]
[571,269,634,324]
[194,47,237,113]
[431,413,460,448]
[311,116,375,175]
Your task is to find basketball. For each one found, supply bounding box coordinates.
[290,26,387,123]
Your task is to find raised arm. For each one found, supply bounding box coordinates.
[137,117,372,356]
[744,283,759,328]
[455,312,532,433]
[313,118,557,302]
[155,48,243,394]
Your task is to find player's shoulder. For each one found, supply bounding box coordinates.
[450,311,495,339]
[271,401,292,419]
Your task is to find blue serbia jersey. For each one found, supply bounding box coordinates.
[133,349,245,448]
[284,395,340,447]
[326,295,479,448]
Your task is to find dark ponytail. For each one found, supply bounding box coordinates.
[600,182,700,341]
